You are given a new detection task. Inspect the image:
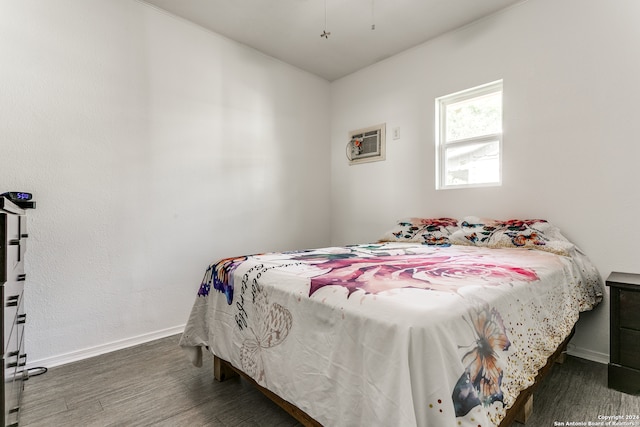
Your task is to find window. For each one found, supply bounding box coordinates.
[436,80,503,189]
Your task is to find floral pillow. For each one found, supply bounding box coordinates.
[379,217,459,246]
[450,217,575,255]
[449,217,502,246]
[488,219,575,256]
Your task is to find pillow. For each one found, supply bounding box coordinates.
[450,217,575,255]
[449,216,502,246]
[379,217,459,246]
[488,219,575,256]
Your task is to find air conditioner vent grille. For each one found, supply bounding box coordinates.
[347,123,386,165]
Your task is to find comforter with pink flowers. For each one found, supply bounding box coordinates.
[180,242,603,427]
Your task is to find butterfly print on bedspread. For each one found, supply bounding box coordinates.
[197,256,247,304]
[241,288,292,384]
[291,251,538,297]
[453,306,511,417]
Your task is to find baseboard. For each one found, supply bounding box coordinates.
[25,324,186,369]
[24,326,609,370]
[566,343,609,365]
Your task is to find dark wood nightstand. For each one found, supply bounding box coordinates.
[607,272,640,394]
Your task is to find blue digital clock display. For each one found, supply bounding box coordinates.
[1,192,33,201]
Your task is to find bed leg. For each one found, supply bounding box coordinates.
[515,395,534,424]
[214,355,238,382]
[555,351,567,364]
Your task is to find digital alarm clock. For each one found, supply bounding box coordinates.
[1,192,32,201]
[0,192,36,209]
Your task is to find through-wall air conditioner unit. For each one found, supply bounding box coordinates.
[346,123,386,165]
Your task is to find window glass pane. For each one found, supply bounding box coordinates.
[445,91,502,142]
[444,140,500,186]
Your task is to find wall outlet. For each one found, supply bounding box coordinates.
[392,127,400,140]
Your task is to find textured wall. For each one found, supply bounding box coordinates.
[1,0,331,365]
[330,0,640,362]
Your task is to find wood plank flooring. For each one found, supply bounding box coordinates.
[20,335,300,427]
[513,355,640,426]
[19,335,640,426]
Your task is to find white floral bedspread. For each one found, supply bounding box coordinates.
[180,243,603,427]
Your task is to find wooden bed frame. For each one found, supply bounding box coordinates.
[212,328,575,426]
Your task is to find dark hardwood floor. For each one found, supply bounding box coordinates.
[512,355,640,426]
[19,335,639,426]
[20,335,300,427]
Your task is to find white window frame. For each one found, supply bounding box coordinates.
[435,80,503,190]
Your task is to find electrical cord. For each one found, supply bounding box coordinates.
[26,366,47,378]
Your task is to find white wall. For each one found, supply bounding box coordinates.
[0,0,331,365]
[3,0,637,367]
[330,0,640,362]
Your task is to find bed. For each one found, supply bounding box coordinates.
[180,217,603,426]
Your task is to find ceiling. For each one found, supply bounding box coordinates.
[141,0,526,81]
